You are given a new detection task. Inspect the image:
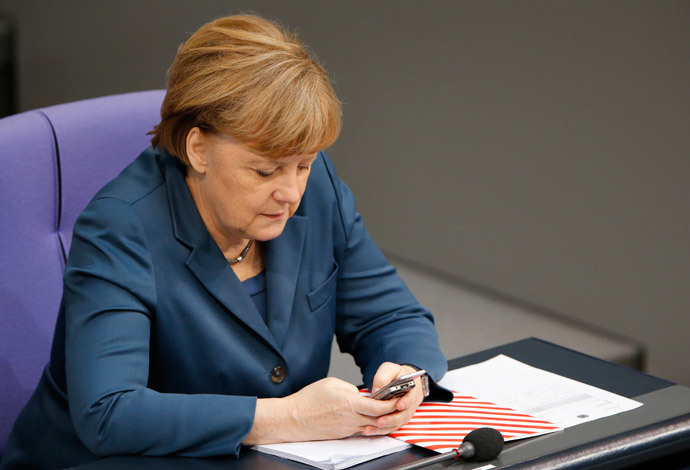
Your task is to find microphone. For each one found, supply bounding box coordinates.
[388,427,504,470]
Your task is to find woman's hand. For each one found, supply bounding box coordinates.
[243,364,424,445]
[243,377,399,444]
[362,363,425,436]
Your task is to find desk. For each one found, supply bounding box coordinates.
[69,338,690,469]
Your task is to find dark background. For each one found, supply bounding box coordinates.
[1,0,688,385]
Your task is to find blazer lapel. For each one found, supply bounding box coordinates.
[264,215,307,348]
[162,152,281,354]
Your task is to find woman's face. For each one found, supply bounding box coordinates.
[185,129,317,249]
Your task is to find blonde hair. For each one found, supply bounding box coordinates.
[150,14,342,164]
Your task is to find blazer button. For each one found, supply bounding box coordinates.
[271,366,286,384]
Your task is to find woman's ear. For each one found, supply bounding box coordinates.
[186,127,209,174]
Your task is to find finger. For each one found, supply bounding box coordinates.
[395,381,424,411]
[350,407,397,433]
[361,423,400,436]
[372,362,401,393]
[354,414,384,429]
[374,408,416,431]
[354,394,398,417]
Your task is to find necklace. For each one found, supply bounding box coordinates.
[227,240,254,264]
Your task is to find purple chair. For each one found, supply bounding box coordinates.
[0,90,165,455]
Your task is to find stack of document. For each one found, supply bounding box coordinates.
[253,435,409,470]
[438,355,643,430]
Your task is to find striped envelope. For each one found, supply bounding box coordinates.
[360,390,562,453]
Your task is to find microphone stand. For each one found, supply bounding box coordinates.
[388,442,474,470]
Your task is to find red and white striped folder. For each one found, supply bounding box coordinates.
[360,390,561,453]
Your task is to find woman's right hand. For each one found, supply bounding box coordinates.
[243,377,400,445]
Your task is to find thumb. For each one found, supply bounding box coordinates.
[371,362,401,393]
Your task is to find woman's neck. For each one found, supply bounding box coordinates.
[185,172,264,280]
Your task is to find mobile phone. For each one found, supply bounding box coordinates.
[370,369,426,400]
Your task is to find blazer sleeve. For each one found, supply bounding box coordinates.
[322,157,449,390]
[64,197,254,458]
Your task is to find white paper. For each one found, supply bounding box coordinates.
[439,354,642,429]
[253,435,410,470]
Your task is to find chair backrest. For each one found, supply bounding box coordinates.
[0,90,165,453]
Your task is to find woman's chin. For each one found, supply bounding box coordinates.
[251,222,288,242]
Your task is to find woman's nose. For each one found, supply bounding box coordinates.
[273,172,301,204]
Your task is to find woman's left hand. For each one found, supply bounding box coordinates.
[362,362,425,436]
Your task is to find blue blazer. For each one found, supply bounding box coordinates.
[2,148,448,468]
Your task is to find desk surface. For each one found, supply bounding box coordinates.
[70,338,690,470]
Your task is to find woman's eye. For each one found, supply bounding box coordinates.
[298,165,311,172]
[256,169,274,178]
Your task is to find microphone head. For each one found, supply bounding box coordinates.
[463,427,505,461]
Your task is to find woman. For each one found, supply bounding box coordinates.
[1,14,449,469]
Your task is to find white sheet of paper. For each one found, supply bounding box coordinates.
[253,435,410,470]
[439,354,642,429]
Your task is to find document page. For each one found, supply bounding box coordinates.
[439,354,642,428]
[253,435,409,470]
